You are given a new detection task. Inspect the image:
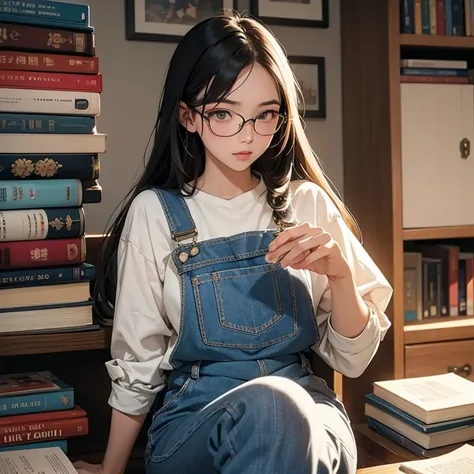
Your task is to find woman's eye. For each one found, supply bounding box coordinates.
[258,110,278,121]
[208,110,232,121]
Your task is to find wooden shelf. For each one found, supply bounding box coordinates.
[0,326,112,357]
[404,316,474,344]
[403,225,474,240]
[400,34,474,49]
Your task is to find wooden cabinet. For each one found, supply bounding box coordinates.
[340,0,474,423]
[405,339,474,382]
[401,83,474,228]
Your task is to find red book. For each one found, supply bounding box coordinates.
[0,237,86,270]
[0,70,102,92]
[400,75,469,84]
[0,405,88,446]
[0,51,99,74]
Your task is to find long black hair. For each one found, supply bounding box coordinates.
[94,10,360,316]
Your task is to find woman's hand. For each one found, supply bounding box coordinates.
[266,223,351,281]
[73,461,104,474]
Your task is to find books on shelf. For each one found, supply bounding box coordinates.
[400,0,474,37]
[0,0,105,336]
[0,371,88,456]
[365,373,474,456]
[403,242,474,322]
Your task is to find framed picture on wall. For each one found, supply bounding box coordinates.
[250,0,328,28]
[289,55,326,119]
[125,0,237,42]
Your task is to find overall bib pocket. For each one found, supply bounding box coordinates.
[191,263,302,349]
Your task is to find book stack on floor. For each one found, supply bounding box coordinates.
[365,372,474,458]
[0,370,88,455]
[0,0,106,335]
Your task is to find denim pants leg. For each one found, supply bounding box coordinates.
[146,376,357,474]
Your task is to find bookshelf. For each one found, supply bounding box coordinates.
[339,0,474,422]
[0,327,112,357]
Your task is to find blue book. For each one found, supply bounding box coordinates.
[0,371,74,417]
[421,0,430,34]
[0,154,99,181]
[0,0,90,30]
[367,418,432,458]
[0,113,96,134]
[365,393,474,433]
[0,262,95,289]
[451,0,465,35]
[400,0,414,33]
[400,67,468,76]
[0,179,101,210]
[445,0,453,35]
[0,439,67,453]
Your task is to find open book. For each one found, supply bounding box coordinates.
[400,443,474,474]
[0,446,78,474]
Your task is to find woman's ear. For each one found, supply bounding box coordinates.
[179,102,197,133]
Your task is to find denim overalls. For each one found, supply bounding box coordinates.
[145,188,355,474]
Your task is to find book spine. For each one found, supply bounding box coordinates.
[0,51,99,74]
[0,439,67,453]
[0,0,90,28]
[0,88,100,115]
[0,263,95,288]
[0,23,94,56]
[0,179,82,210]
[459,257,467,315]
[0,236,86,270]
[1,16,92,32]
[400,74,469,83]
[0,389,74,416]
[0,417,88,446]
[0,207,85,241]
[452,0,465,35]
[401,0,415,33]
[0,113,96,134]
[0,70,102,92]
[0,154,99,180]
[400,67,468,76]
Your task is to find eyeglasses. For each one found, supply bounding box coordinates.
[193,108,286,137]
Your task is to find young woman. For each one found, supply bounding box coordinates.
[75,10,392,474]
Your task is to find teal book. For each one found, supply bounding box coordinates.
[0,0,90,29]
[0,371,74,416]
[0,179,101,210]
[0,114,96,134]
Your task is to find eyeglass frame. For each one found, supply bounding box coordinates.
[190,107,287,137]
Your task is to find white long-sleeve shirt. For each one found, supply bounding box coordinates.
[105,179,393,416]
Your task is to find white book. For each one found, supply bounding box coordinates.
[0,446,78,473]
[0,88,100,116]
[400,443,474,474]
[400,59,468,69]
[0,133,106,154]
[372,372,474,424]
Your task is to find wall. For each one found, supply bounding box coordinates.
[79,0,343,233]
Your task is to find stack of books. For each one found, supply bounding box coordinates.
[365,372,474,458]
[0,0,106,335]
[0,370,88,454]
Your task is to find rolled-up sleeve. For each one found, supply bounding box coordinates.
[105,218,172,415]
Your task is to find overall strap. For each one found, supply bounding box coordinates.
[151,187,198,244]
